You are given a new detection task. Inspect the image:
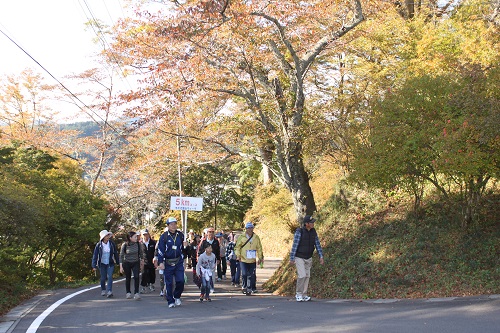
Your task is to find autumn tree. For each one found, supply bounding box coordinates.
[107,0,369,222]
[351,0,500,225]
[0,70,59,147]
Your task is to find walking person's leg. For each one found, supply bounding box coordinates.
[123,262,132,297]
[222,257,227,278]
[302,258,313,300]
[99,264,107,295]
[132,262,141,299]
[295,258,307,301]
[164,266,175,306]
[240,261,248,291]
[173,262,185,304]
[235,260,241,285]
[106,264,114,296]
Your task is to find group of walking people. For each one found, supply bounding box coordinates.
[91,214,323,306]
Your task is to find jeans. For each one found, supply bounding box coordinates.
[240,261,256,291]
[201,275,213,298]
[99,263,115,293]
[229,259,241,284]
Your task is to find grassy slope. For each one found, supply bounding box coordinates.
[262,191,500,299]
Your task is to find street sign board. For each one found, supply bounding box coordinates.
[170,196,203,211]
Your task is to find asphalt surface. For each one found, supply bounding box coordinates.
[1,258,499,333]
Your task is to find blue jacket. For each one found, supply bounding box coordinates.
[157,230,186,265]
[92,240,120,268]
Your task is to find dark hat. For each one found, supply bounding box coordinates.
[303,215,316,224]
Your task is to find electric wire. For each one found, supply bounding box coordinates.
[0,26,133,146]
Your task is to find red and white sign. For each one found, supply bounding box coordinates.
[170,196,203,211]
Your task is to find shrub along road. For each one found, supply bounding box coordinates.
[2,258,499,333]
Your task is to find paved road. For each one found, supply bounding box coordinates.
[2,258,499,333]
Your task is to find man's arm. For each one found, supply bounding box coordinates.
[289,229,301,263]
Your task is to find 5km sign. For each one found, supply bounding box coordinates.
[170,196,204,211]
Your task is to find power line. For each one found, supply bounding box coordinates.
[0,26,133,146]
[78,0,134,91]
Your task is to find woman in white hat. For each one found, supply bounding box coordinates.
[92,230,120,298]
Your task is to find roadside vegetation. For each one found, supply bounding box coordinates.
[1,0,499,317]
[261,173,500,299]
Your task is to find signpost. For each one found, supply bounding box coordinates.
[170,196,203,211]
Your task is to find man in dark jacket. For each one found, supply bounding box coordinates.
[140,229,157,293]
[290,215,324,302]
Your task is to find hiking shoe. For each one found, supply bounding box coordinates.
[101,290,106,296]
[168,303,175,308]
[303,296,311,301]
[106,291,113,298]
[126,293,132,299]
[296,295,304,302]
[134,293,141,300]
[175,298,182,306]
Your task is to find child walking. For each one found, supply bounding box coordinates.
[196,244,216,302]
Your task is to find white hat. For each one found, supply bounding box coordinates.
[166,217,177,225]
[99,230,112,241]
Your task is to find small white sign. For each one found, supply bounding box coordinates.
[170,196,203,211]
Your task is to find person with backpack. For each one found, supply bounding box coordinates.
[157,217,187,308]
[92,230,120,298]
[140,229,157,293]
[226,234,241,287]
[120,231,146,300]
[235,222,263,296]
[289,215,324,302]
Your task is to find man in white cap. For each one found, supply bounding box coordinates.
[290,215,324,302]
[235,222,263,295]
[157,217,187,308]
[92,230,119,298]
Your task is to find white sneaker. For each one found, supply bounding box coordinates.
[210,289,215,294]
[106,291,113,298]
[126,293,132,299]
[174,298,181,306]
[168,303,176,308]
[159,291,164,297]
[296,295,304,302]
[134,293,141,300]
[101,290,106,296]
[303,296,311,301]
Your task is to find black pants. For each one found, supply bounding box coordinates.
[123,261,140,294]
[217,257,227,278]
[141,264,156,287]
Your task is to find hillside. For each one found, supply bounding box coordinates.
[262,191,500,299]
